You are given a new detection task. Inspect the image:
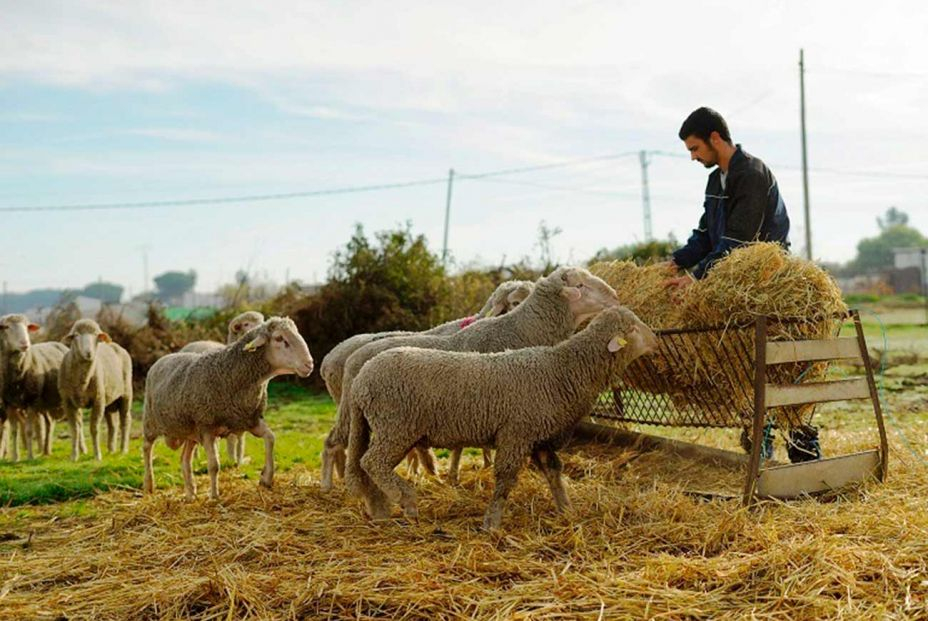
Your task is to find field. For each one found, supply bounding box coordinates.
[0,318,926,619]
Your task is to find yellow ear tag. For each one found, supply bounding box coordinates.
[244,341,259,352]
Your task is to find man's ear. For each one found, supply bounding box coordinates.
[560,286,582,302]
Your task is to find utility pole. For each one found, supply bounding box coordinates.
[1,281,6,314]
[138,245,151,295]
[441,168,455,266]
[639,150,653,242]
[921,247,928,326]
[800,48,812,260]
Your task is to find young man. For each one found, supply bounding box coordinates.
[665,107,790,289]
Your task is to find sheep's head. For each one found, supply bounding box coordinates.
[548,267,622,326]
[478,280,532,318]
[588,306,658,374]
[227,310,265,344]
[62,319,112,363]
[242,317,314,378]
[0,314,39,355]
[504,281,534,312]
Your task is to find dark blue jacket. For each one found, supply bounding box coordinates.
[672,145,790,279]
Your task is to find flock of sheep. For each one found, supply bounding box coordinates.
[0,266,657,528]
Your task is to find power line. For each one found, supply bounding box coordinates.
[1,151,640,213]
[464,176,641,198]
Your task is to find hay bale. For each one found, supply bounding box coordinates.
[591,244,849,428]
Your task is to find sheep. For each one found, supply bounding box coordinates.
[320,267,622,491]
[180,310,266,465]
[345,306,658,528]
[319,280,534,481]
[142,317,313,500]
[0,314,68,461]
[58,319,134,461]
[320,281,533,406]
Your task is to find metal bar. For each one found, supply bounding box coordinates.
[743,316,768,505]
[853,310,889,482]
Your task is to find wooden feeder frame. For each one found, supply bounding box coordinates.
[585,309,888,505]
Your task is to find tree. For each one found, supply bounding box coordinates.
[847,208,927,273]
[588,235,680,265]
[534,220,563,273]
[81,281,124,304]
[153,270,197,303]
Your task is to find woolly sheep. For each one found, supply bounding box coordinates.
[320,267,621,490]
[0,314,68,461]
[345,306,658,528]
[180,310,266,465]
[142,317,313,500]
[58,319,133,461]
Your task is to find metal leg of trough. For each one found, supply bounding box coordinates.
[611,389,625,419]
[853,309,889,482]
[742,316,768,506]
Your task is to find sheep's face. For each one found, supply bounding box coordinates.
[0,315,38,354]
[596,307,658,372]
[555,268,622,326]
[505,282,534,311]
[244,318,314,378]
[63,320,111,363]
[227,312,265,344]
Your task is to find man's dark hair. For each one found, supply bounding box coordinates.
[678,107,732,144]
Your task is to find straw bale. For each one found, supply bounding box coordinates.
[591,244,848,428]
[1,426,925,620]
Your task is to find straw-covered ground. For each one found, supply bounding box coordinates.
[1,388,926,619]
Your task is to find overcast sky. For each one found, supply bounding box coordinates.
[2,1,927,295]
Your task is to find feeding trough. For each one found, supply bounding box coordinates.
[583,310,888,504]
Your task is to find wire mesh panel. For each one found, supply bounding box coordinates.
[592,318,839,429]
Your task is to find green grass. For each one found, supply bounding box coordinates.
[0,383,336,507]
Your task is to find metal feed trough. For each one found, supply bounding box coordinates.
[585,309,888,505]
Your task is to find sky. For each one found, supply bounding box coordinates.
[1,1,927,296]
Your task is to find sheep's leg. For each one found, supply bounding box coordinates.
[0,417,8,460]
[104,409,117,454]
[23,412,34,460]
[198,432,220,499]
[43,414,55,456]
[531,448,570,513]
[447,448,462,485]
[181,440,197,500]
[482,448,494,468]
[10,412,21,462]
[90,401,104,461]
[142,437,155,494]
[483,446,528,530]
[321,406,350,491]
[119,398,132,454]
[405,449,420,476]
[225,435,238,466]
[361,440,418,520]
[78,413,87,454]
[67,407,82,462]
[237,433,247,466]
[249,420,275,489]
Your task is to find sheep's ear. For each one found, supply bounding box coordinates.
[232,323,241,333]
[486,301,508,317]
[97,332,112,343]
[560,286,582,302]
[607,335,627,353]
[243,333,268,352]
[27,324,40,333]
[62,333,75,345]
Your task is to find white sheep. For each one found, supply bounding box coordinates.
[345,306,658,528]
[0,314,68,461]
[58,319,133,461]
[321,267,622,490]
[180,310,266,465]
[142,317,313,500]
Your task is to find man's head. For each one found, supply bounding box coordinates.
[679,107,732,169]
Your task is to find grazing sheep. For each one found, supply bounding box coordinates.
[58,319,134,461]
[180,310,266,465]
[0,314,68,461]
[320,267,621,490]
[346,306,658,528]
[142,317,313,500]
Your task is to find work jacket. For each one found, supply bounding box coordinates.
[672,145,790,279]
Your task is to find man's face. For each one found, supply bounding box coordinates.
[683,135,719,168]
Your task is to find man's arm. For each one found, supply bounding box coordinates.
[671,212,712,269]
[690,170,768,279]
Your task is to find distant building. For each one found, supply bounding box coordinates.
[892,247,928,292]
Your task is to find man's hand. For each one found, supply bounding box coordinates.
[663,275,693,291]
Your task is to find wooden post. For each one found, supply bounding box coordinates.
[743,316,768,505]
[853,310,889,481]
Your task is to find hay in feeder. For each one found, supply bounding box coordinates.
[591,244,849,428]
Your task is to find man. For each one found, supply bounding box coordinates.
[665,107,790,289]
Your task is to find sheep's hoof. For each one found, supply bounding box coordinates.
[402,505,419,520]
[259,477,273,489]
[482,513,503,531]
